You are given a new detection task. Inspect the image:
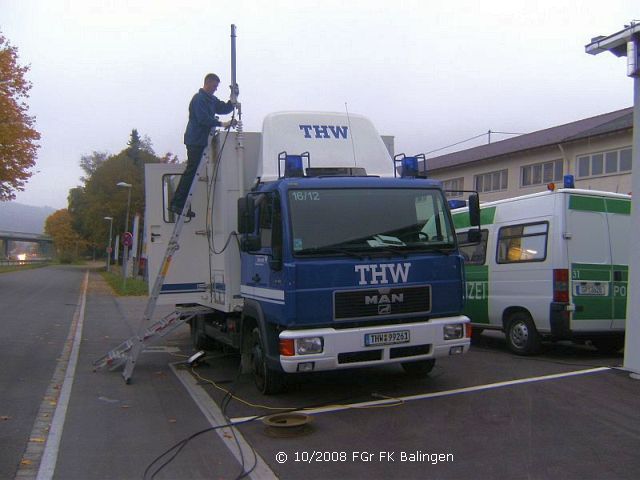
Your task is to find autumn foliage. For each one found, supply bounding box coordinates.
[0,32,40,201]
[44,209,86,263]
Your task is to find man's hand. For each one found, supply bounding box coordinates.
[221,119,238,129]
[229,83,240,104]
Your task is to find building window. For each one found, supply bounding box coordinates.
[443,177,464,198]
[521,159,563,187]
[576,147,632,179]
[474,169,508,193]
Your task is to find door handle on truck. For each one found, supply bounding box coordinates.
[252,274,261,283]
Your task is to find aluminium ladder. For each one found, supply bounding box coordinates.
[93,129,219,383]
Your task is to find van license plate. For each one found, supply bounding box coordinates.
[365,330,410,347]
[576,283,607,296]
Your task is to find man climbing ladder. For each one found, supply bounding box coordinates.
[169,72,237,218]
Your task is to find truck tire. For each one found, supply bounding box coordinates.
[401,359,435,376]
[505,312,541,355]
[251,327,284,395]
[190,316,217,351]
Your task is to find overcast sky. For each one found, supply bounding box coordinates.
[2,0,637,208]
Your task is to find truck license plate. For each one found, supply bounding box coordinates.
[575,282,607,296]
[365,330,410,347]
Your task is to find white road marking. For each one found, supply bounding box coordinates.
[170,363,277,480]
[34,270,88,480]
[230,366,612,423]
[17,270,89,479]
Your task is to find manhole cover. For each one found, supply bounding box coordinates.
[262,413,314,438]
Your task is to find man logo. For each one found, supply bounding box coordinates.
[365,291,404,315]
[378,304,391,315]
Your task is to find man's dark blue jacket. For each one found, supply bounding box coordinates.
[183,88,234,146]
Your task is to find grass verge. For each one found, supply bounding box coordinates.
[100,270,148,296]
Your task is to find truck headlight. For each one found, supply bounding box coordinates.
[443,324,464,340]
[296,337,324,355]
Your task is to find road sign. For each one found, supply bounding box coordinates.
[106,247,112,253]
[122,232,133,247]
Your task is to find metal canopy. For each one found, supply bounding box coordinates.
[586,22,640,57]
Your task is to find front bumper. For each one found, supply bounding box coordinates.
[279,315,470,373]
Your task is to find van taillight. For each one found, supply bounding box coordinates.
[553,269,569,303]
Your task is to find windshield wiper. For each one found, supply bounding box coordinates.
[296,246,365,259]
[427,243,457,255]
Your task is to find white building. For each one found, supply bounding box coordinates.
[427,108,633,201]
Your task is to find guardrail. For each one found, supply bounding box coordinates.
[0,259,52,266]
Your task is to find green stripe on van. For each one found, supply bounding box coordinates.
[606,199,631,215]
[571,263,628,321]
[463,265,489,324]
[452,206,496,229]
[569,195,630,215]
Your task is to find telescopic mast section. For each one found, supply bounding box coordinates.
[230,24,245,197]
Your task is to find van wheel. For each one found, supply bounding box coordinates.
[190,316,217,351]
[251,328,284,395]
[401,359,435,376]
[505,312,541,355]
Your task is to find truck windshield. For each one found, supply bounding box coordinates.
[288,188,455,255]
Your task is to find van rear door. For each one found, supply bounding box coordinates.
[565,194,615,332]
[606,199,630,330]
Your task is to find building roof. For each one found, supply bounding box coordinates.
[427,107,633,172]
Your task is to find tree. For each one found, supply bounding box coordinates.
[0,32,40,201]
[79,151,108,183]
[68,130,162,250]
[44,209,86,263]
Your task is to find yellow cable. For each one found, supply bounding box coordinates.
[189,367,405,412]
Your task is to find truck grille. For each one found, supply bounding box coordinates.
[334,286,431,320]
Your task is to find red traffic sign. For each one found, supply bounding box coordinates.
[122,232,133,247]
[106,247,112,253]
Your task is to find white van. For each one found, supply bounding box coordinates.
[452,187,630,355]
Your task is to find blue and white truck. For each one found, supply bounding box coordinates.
[145,111,478,393]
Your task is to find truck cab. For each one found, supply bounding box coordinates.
[145,111,477,393]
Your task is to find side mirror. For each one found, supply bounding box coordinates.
[240,234,262,252]
[237,196,255,234]
[269,257,282,271]
[468,193,480,229]
[467,229,481,244]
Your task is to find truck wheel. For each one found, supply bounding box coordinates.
[591,337,624,354]
[251,328,284,395]
[401,359,435,376]
[505,312,541,355]
[190,316,217,351]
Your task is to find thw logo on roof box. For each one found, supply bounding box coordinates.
[299,125,349,139]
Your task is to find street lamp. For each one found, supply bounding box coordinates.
[103,216,113,272]
[116,182,133,234]
[117,181,133,282]
[586,22,640,378]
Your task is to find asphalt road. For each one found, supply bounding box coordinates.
[0,265,84,480]
[2,265,640,480]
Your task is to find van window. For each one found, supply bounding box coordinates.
[457,230,489,265]
[497,222,548,263]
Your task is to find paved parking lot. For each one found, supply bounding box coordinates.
[179,332,638,480]
[7,267,639,480]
